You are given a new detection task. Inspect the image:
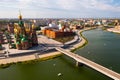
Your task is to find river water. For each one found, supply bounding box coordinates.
[0,28,120,80]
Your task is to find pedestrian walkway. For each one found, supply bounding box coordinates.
[56,47,120,80]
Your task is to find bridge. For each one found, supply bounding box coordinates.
[55,47,120,80]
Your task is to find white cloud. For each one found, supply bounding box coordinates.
[1,0,120,11]
[0,0,120,18]
[56,0,76,10]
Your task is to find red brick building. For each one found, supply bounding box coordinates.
[42,29,74,38]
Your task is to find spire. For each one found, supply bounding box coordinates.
[18,10,24,27]
[19,10,22,20]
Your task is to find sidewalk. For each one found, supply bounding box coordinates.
[63,27,95,51]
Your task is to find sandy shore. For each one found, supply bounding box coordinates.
[0,27,95,65]
[107,28,120,33]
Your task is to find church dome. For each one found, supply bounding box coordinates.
[21,36,28,42]
[16,41,20,44]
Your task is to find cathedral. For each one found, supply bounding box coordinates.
[13,12,38,50]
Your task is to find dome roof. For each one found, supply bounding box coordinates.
[21,36,28,42]
[19,14,22,20]
[32,24,36,30]
[19,34,23,38]
[16,41,20,44]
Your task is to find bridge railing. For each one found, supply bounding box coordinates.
[55,47,120,80]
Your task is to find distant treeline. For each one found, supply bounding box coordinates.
[0,19,31,24]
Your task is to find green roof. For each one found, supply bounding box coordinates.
[16,41,20,44]
[19,20,24,27]
[21,37,28,42]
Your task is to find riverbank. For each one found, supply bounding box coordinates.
[70,27,96,52]
[0,51,62,68]
[0,27,96,67]
[107,28,120,34]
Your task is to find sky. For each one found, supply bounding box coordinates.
[0,0,120,18]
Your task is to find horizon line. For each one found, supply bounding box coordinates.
[0,17,120,19]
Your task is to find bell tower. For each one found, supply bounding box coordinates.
[18,10,26,35]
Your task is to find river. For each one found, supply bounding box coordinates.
[0,28,119,80]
